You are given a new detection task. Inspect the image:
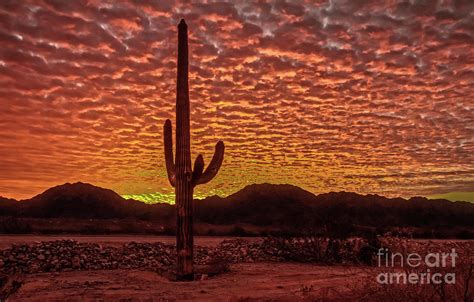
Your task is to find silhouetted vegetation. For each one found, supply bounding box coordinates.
[0,217,32,234]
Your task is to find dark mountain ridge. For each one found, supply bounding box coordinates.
[0,183,174,220]
[1,182,473,231]
[196,184,474,228]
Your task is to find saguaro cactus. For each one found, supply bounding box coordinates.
[163,19,225,280]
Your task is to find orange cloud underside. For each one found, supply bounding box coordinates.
[0,1,473,202]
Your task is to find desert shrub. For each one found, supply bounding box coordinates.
[349,240,474,301]
[262,224,389,265]
[456,229,474,240]
[325,239,342,263]
[208,257,231,275]
[229,226,251,237]
[199,256,231,277]
[326,220,354,239]
[262,234,369,264]
[0,217,32,234]
[0,274,22,300]
[120,219,143,234]
[357,234,384,266]
[357,239,383,266]
[206,228,216,236]
[82,224,110,234]
[358,245,375,266]
[162,225,176,235]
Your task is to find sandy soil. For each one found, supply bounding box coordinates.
[0,235,261,249]
[7,263,365,301]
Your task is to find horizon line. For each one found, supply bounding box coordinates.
[2,181,473,205]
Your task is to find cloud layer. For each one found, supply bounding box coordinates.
[1,0,473,202]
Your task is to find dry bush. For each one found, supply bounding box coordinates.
[262,234,381,265]
[348,239,474,302]
[0,217,32,234]
[206,255,231,276]
[194,255,231,280]
[0,274,23,300]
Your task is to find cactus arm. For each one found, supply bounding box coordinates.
[196,141,225,185]
[191,155,204,185]
[163,119,176,187]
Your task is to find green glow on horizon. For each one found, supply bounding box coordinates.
[427,192,474,203]
[123,189,474,204]
[122,192,176,204]
[122,188,227,204]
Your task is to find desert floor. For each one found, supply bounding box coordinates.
[7,263,364,301]
[2,235,368,301]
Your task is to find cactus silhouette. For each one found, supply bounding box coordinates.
[163,19,225,280]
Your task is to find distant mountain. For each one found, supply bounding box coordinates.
[311,192,474,228]
[1,182,473,231]
[0,196,16,202]
[0,182,173,220]
[195,184,318,226]
[196,184,474,229]
[0,196,19,216]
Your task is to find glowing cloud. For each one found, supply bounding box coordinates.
[0,1,473,203]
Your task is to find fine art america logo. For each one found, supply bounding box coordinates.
[376,248,457,285]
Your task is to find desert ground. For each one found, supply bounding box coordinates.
[0,236,367,301]
[1,235,472,301]
[6,263,362,301]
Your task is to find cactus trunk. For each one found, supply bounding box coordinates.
[163,19,225,281]
[175,19,193,281]
[175,179,193,280]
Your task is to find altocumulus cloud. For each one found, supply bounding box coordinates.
[0,0,473,203]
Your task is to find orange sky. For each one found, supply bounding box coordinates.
[1,1,473,203]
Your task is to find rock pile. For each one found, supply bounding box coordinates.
[198,239,267,263]
[0,239,274,274]
[0,240,176,274]
[0,237,376,274]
